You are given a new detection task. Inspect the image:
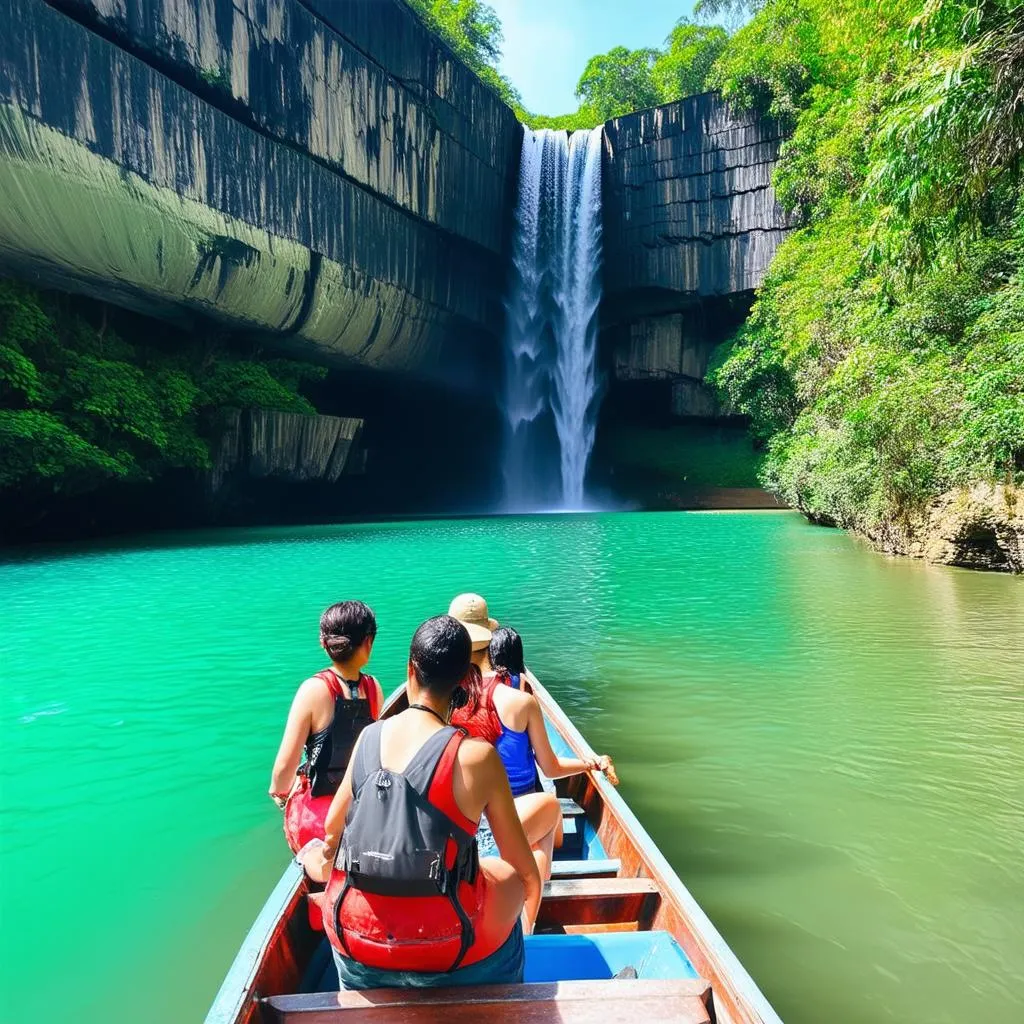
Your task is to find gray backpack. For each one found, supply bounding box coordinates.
[331,721,480,970]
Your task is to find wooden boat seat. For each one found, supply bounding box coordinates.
[550,857,620,878]
[262,978,712,1022]
[559,797,586,818]
[537,877,659,931]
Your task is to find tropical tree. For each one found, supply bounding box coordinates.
[406,0,522,108]
[575,46,661,122]
[652,18,729,101]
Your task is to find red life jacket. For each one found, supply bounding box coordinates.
[304,670,381,796]
[283,671,381,854]
[318,669,382,721]
[450,672,504,744]
[325,722,500,972]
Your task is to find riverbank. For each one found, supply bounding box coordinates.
[857,483,1023,574]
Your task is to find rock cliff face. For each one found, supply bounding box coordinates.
[210,409,364,493]
[862,484,1024,573]
[601,93,792,418]
[0,0,521,380]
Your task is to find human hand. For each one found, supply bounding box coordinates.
[295,839,329,881]
[595,755,618,786]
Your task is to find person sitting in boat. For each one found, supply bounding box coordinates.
[448,592,498,673]
[304,614,541,990]
[452,625,618,881]
[269,600,383,853]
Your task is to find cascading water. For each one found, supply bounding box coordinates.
[501,126,604,511]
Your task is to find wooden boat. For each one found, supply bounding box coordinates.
[206,674,783,1024]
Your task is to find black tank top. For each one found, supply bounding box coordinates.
[304,671,376,797]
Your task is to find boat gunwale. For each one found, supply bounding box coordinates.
[205,862,307,1024]
[205,679,783,1024]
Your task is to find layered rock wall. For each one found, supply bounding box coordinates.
[210,409,364,492]
[0,0,521,380]
[601,93,792,417]
[863,484,1023,573]
[603,92,790,303]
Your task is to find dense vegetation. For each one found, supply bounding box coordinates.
[0,282,324,497]
[705,0,1024,531]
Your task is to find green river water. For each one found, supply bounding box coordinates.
[2,511,1022,1023]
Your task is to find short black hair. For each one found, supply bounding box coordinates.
[489,626,525,676]
[409,615,472,695]
[320,601,377,661]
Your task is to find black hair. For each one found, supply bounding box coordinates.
[320,601,377,662]
[409,615,472,695]
[489,626,525,676]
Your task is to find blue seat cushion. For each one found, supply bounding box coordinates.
[524,931,698,983]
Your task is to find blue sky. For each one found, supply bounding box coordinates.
[489,0,701,114]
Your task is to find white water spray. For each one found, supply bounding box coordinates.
[501,126,605,511]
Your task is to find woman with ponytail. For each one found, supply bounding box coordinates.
[270,601,384,853]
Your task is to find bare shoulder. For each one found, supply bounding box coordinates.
[456,734,500,770]
[295,674,329,705]
[494,682,533,711]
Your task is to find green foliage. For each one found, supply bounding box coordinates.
[0,280,325,495]
[198,65,231,91]
[406,0,522,110]
[575,47,661,122]
[653,19,729,103]
[407,1,729,128]
[520,16,730,128]
[708,0,1024,530]
[866,1,1024,265]
[0,410,127,489]
[526,108,604,131]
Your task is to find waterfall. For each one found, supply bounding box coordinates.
[501,126,604,511]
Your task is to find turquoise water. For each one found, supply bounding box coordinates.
[2,512,1022,1022]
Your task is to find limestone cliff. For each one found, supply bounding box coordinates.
[0,0,521,380]
[601,93,792,419]
[861,484,1023,573]
[210,409,364,493]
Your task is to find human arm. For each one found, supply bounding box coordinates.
[477,743,542,931]
[268,680,316,805]
[302,735,359,883]
[525,697,617,784]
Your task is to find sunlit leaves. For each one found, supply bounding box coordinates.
[0,280,324,494]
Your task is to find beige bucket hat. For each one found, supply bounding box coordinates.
[448,593,498,648]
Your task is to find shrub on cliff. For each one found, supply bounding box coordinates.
[0,281,325,494]
[708,0,1024,531]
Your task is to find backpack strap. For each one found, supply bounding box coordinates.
[330,722,383,956]
[362,674,381,720]
[426,731,478,837]
[315,668,344,700]
[400,726,457,790]
[349,721,383,801]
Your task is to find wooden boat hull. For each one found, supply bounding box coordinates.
[206,676,782,1024]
